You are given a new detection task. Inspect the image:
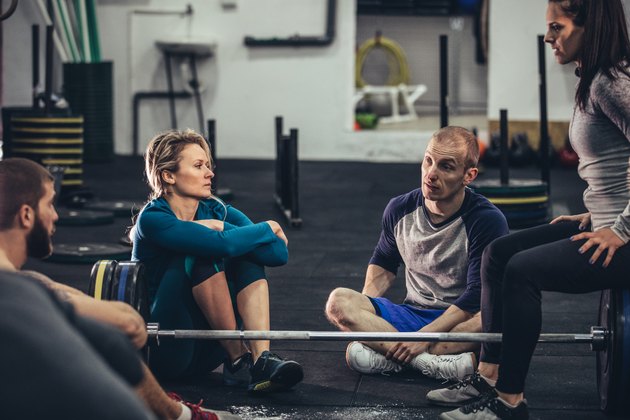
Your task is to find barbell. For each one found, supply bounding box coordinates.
[144,323,607,350]
[88,260,630,416]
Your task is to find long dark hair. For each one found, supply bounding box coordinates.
[550,0,630,110]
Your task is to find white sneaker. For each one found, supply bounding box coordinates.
[410,352,475,381]
[345,341,403,375]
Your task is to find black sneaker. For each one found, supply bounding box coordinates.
[439,394,529,419]
[248,351,303,393]
[223,352,253,387]
[427,371,497,406]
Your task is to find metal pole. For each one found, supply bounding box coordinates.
[32,25,40,109]
[439,35,449,128]
[500,109,509,185]
[288,128,299,221]
[538,34,551,194]
[146,325,604,346]
[164,52,177,129]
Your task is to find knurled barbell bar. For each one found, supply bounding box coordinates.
[145,323,607,352]
[88,260,630,416]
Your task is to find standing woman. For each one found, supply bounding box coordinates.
[432,1,630,419]
[132,129,303,393]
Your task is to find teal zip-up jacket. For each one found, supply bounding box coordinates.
[132,197,287,300]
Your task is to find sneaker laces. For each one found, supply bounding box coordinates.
[423,354,463,380]
[369,349,401,373]
[460,394,500,415]
[446,371,479,390]
[167,392,219,420]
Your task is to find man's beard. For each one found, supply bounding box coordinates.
[26,215,53,259]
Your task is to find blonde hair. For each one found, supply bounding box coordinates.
[144,129,211,200]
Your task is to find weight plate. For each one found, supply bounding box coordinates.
[88,260,117,300]
[493,202,549,212]
[48,243,131,264]
[84,200,141,217]
[471,179,548,197]
[612,289,630,414]
[111,262,149,322]
[598,289,616,413]
[506,216,549,229]
[56,208,115,226]
[500,208,548,220]
[488,195,548,206]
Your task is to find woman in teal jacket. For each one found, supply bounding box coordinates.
[132,129,303,392]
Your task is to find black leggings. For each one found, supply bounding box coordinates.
[480,221,630,394]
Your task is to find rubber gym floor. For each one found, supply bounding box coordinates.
[23,156,628,420]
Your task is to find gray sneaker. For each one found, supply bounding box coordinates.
[345,341,403,375]
[427,371,496,406]
[223,352,253,387]
[413,352,476,381]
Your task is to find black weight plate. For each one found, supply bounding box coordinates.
[88,260,117,300]
[501,208,549,221]
[612,289,630,414]
[506,216,549,229]
[134,266,150,322]
[494,202,549,212]
[56,208,115,226]
[471,179,548,197]
[597,289,615,413]
[48,243,131,264]
[84,200,141,217]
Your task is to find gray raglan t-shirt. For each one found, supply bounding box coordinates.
[369,188,508,313]
[570,69,630,242]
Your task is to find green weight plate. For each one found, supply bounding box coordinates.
[471,179,548,197]
[48,243,131,264]
[84,200,141,217]
[56,208,115,226]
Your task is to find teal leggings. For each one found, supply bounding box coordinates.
[149,255,265,379]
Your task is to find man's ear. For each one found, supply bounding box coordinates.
[17,204,35,229]
[463,167,479,186]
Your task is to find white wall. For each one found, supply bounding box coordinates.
[11,1,617,162]
[487,0,579,122]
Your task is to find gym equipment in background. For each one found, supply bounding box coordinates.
[274,117,302,228]
[471,110,550,228]
[354,32,427,124]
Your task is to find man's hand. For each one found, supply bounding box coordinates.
[571,227,625,268]
[550,212,591,230]
[108,301,148,349]
[386,341,429,365]
[70,294,148,348]
[193,219,224,231]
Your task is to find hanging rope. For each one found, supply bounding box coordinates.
[355,31,410,88]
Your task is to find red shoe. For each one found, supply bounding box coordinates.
[167,392,240,420]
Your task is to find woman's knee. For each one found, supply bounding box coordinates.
[503,252,540,296]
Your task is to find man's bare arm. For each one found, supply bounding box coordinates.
[362,264,396,297]
[20,270,147,348]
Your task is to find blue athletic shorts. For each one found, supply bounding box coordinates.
[368,296,445,332]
